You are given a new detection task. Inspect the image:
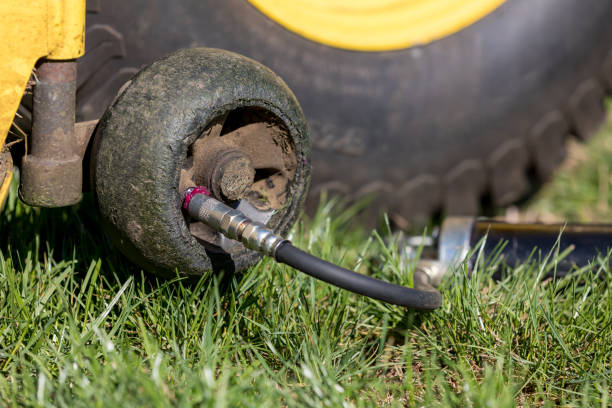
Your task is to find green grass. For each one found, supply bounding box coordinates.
[526,102,612,223]
[1,117,612,406]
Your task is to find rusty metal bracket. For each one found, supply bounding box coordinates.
[20,60,83,207]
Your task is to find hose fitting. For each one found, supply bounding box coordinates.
[184,187,286,257]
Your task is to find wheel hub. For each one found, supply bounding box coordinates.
[179,106,298,251]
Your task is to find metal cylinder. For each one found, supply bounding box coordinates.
[20,60,82,207]
[439,217,612,276]
[187,192,286,257]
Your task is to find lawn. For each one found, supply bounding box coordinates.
[1,112,611,406]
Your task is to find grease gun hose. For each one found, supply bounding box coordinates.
[275,241,441,309]
[183,187,442,310]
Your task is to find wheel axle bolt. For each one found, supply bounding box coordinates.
[197,147,255,201]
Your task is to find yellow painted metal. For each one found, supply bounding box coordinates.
[0,0,86,151]
[248,0,505,51]
[48,0,87,60]
[0,164,13,210]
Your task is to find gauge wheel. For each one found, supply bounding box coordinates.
[81,0,612,224]
[91,48,311,277]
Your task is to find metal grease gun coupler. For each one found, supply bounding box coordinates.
[182,186,442,310]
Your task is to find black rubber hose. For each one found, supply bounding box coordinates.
[275,242,442,310]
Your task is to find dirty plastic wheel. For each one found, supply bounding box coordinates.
[80,0,612,224]
[91,48,311,277]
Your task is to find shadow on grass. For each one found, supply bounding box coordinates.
[1,187,159,285]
